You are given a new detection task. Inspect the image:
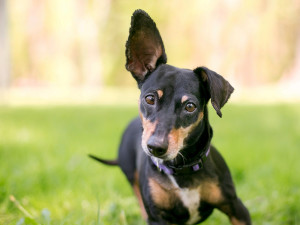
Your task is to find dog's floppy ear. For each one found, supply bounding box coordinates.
[194,67,234,118]
[125,9,167,86]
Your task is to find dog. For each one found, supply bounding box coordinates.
[89,9,251,225]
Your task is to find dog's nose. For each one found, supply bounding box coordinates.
[147,144,167,157]
[147,138,168,157]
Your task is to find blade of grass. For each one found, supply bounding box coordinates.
[9,195,34,219]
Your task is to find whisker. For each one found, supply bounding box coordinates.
[178,152,187,166]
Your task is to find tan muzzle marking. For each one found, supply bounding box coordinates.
[140,114,158,154]
[167,111,204,159]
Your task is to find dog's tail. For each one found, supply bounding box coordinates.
[88,154,119,166]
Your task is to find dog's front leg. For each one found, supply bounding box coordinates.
[218,197,251,225]
[147,218,171,225]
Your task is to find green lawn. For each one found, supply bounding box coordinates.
[0,104,299,224]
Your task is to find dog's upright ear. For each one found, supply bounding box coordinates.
[194,67,234,118]
[125,9,167,86]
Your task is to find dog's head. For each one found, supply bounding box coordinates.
[125,10,234,162]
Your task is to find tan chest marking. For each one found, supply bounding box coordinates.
[200,181,224,205]
[148,177,176,209]
[149,175,224,224]
[149,176,201,224]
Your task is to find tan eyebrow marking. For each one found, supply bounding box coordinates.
[181,95,189,103]
[157,90,163,99]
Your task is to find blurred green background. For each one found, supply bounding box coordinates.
[1,0,300,89]
[1,105,300,224]
[0,0,300,224]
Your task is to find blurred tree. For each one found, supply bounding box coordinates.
[0,0,10,88]
[6,0,300,88]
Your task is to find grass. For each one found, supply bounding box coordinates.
[0,103,299,224]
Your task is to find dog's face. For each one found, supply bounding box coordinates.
[125,10,234,162]
[139,65,207,161]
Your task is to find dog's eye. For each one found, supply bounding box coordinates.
[185,102,196,112]
[145,94,155,105]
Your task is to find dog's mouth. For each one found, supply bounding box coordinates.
[146,148,189,170]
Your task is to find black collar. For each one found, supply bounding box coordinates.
[151,146,211,175]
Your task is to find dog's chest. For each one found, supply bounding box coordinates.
[177,187,201,224]
[149,175,202,224]
[168,175,201,224]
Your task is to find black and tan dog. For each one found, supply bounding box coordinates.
[89,9,251,225]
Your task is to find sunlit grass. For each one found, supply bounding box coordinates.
[0,104,299,224]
